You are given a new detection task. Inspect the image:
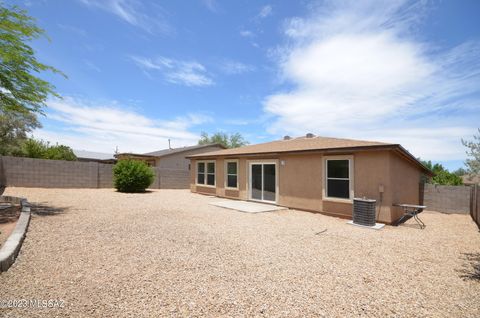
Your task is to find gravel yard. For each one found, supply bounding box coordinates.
[0,188,479,317]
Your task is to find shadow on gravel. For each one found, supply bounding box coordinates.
[458,253,480,281]
[30,202,70,217]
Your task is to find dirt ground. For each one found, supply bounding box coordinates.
[0,187,479,317]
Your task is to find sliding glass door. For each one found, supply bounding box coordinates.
[250,162,277,203]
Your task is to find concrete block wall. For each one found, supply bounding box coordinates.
[1,156,99,188]
[423,183,471,214]
[154,168,190,189]
[98,163,114,188]
[0,156,189,189]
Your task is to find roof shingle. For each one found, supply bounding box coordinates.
[188,136,393,158]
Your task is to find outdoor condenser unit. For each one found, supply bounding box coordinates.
[352,198,377,226]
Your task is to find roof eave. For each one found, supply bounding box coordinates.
[186,144,395,159]
[187,144,434,175]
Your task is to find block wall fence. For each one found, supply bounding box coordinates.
[423,183,472,214]
[0,156,189,189]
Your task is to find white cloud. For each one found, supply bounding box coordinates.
[130,56,214,87]
[218,60,255,75]
[202,0,218,12]
[83,60,101,72]
[264,0,480,161]
[258,5,273,18]
[57,24,88,37]
[36,97,211,153]
[240,30,254,38]
[78,0,173,35]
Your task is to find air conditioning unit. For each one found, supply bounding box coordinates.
[352,198,376,226]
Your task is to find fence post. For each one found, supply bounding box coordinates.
[0,156,5,195]
[475,184,479,228]
[419,181,425,205]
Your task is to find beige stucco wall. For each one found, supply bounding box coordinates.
[190,150,423,224]
[389,152,423,221]
[156,145,224,170]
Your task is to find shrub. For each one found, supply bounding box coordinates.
[18,138,77,161]
[113,160,155,193]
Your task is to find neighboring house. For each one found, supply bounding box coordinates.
[187,134,433,224]
[115,144,225,170]
[462,174,480,185]
[73,150,117,164]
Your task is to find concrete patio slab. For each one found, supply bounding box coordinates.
[209,199,287,213]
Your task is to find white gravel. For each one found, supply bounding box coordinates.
[0,187,479,317]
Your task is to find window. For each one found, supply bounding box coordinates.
[197,162,205,184]
[197,161,215,186]
[207,162,215,186]
[326,159,351,199]
[225,160,238,189]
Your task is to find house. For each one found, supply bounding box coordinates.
[115,143,225,170]
[187,134,433,224]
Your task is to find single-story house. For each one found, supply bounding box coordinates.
[115,143,225,170]
[187,134,433,224]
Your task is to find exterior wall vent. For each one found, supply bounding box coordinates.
[352,198,376,226]
[306,133,315,138]
[283,135,292,140]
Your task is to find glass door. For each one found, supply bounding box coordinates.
[251,164,263,200]
[250,163,277,203]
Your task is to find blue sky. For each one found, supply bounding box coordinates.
[6,0,480,170]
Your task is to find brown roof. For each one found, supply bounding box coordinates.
[188,136,392,157]
[143,143,225,157]
[187,135,433,175]
[115,143,225,159]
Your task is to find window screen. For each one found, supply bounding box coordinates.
[326,160,350,199]
[226,161,238,188]
[197,162,205,185]
[206,162,215,186]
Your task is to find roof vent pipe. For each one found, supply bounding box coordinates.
[306,133,315,138]
[283,135,292,140]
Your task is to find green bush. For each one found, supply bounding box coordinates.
[18,138,77,161]
[113,160,155,193]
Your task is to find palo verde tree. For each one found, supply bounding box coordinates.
[198,132,249,148]
[0,4,64,154]
[462,129,480,177]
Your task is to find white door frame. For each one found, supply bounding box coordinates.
[247,160,279,204]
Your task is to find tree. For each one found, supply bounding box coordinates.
[0,4,64,153]
[421,160,463,186]
[453,167,467,176]
[198,132,249,148]
[0,4,63,115]
[0,111,40,155]
[462,129,480,177]
[19,138,76,161]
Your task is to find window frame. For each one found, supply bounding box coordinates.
[224,159,239,190]
[323,155,354,202]
[196,160,216,187]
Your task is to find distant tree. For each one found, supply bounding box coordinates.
[453,167,467,176]
[421,160,463,185]
[19,138,76,161]
[0,4,64,154]
[462,129,480,177]
[198,132,249,148]
[0,112,40,155]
